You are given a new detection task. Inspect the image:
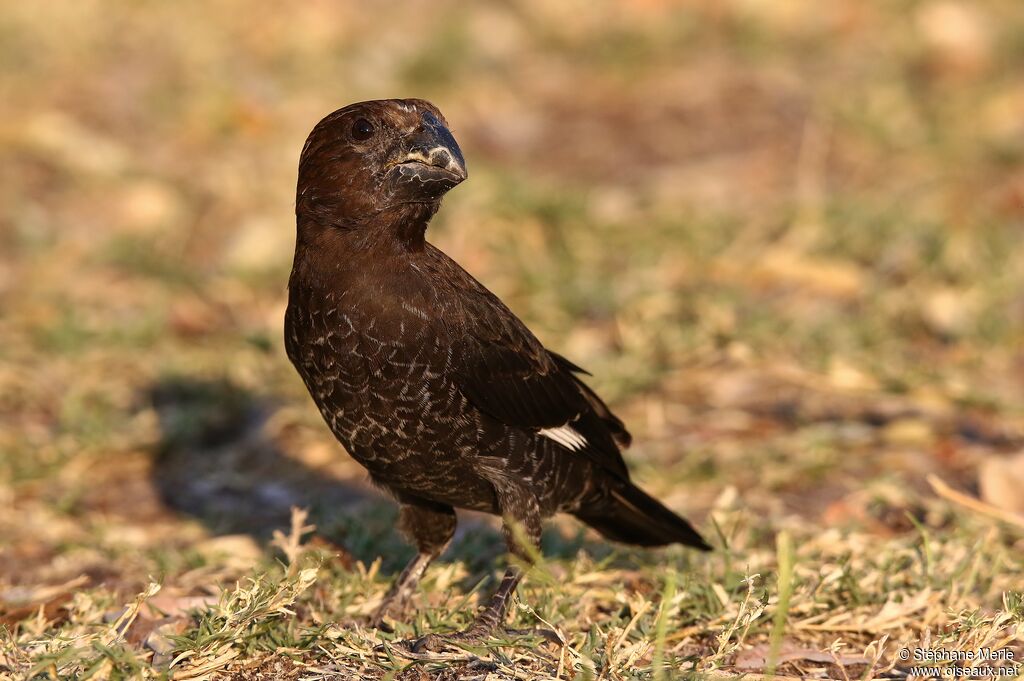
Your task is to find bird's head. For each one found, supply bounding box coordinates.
[296,99,467,234]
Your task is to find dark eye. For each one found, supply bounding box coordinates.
[351,118,375,141]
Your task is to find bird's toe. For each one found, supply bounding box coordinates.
[409,632,448,654]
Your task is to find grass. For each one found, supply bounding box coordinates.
[2,0,1024,679]
[765,531,794,677]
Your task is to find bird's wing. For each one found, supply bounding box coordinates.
[434,252,632,480]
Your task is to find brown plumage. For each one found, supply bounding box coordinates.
[285,98,708,651]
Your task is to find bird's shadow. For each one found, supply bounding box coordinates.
[148,376,380,550]
[146,376,616,577]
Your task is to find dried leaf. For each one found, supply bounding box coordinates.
[978,453,1024,515]
[735,641,869,670]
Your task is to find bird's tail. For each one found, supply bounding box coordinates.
[575,482,711,550]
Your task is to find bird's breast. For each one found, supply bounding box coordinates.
[285,289,472,459]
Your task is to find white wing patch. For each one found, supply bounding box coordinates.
[538,425,587,451]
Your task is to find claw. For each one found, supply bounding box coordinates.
[410,632,452,654]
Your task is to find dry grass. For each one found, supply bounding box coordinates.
[2,1,1024,679]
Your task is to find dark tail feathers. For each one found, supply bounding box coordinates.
[575,483,711,550]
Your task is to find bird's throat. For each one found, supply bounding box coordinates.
[386,202,440,252]
[325,201,439,254]
[292,201,441,286]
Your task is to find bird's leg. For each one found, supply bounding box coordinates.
[454,563,525,637]
[370,499,455,630]
[369,551,434,630]
[409,488,561,653]
[408,565,531,653]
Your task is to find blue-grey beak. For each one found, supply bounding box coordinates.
[393,112,467,186]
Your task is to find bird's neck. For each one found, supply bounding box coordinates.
[383,202,439,251]
[296,202,438,254]
[291,202,439,291]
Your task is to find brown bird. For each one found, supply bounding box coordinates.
[285,98,709,651]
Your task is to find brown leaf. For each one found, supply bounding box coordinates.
[145,593,220,619]
[0,591,73,627]
[979,452,1024,515]
[0,575,91,627]
[735,641,869,671]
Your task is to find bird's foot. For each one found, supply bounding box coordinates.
[404,623,562,654]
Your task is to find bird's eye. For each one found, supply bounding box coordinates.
[351,118,375,142]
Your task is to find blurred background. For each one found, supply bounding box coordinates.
[2,0,1023,676]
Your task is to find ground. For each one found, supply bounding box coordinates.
[1,1,1024,679]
